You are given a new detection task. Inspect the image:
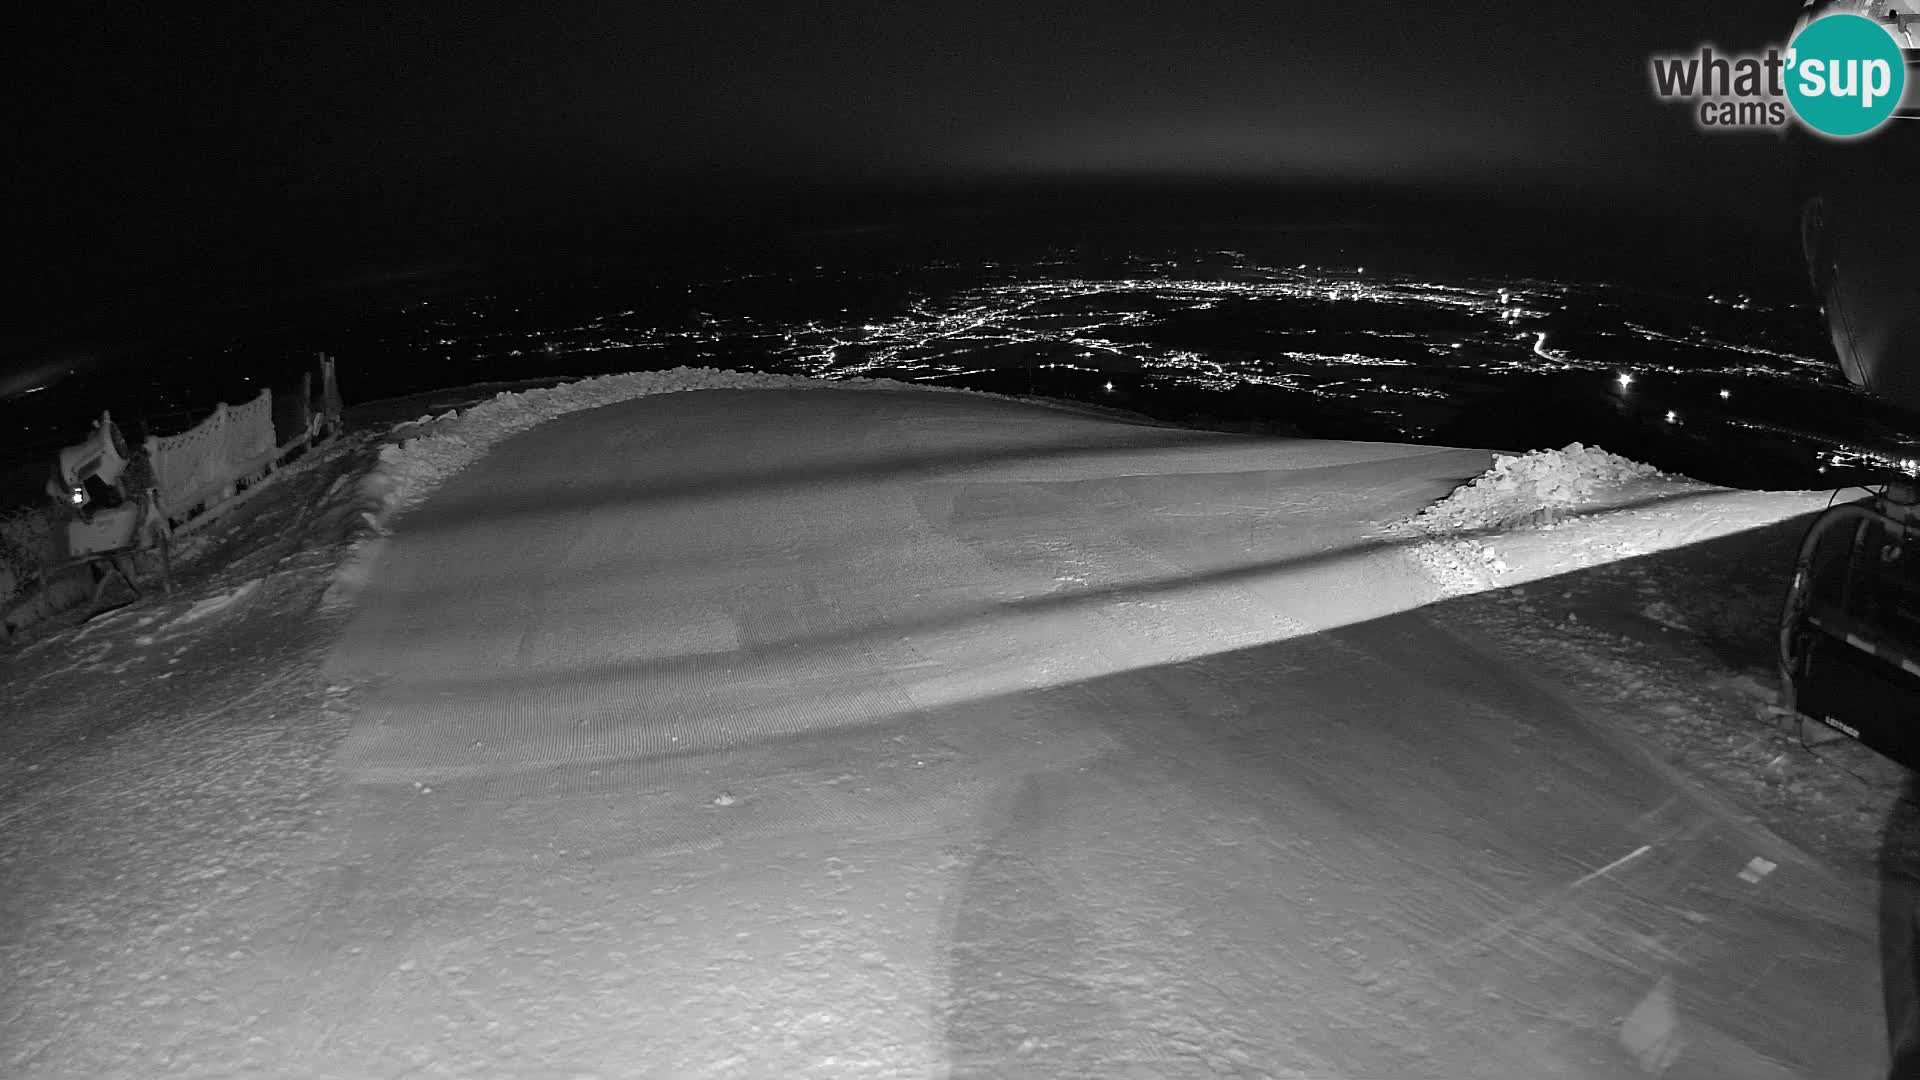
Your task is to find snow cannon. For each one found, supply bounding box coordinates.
[47,409,130,516]
[44,411,168,573]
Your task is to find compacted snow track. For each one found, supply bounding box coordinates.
[294,389,1885,1078]
[19,387,1878,1079]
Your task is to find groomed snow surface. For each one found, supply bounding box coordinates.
[0,368,1901,1079]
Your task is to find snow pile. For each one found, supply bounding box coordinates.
[1392,441,1854,605]
[1386,443,1696,599]
[1408,443,1670,535]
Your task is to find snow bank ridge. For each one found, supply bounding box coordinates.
[319,367,968,611]
[1410,443,1668,535]
[353,368,957,529]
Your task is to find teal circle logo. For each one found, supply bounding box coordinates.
[1788,14,1906,137]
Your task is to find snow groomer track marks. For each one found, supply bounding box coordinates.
[246,388,1898,1075]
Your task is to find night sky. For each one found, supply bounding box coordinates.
[9,2,1802,366]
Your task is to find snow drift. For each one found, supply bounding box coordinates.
[1407,443,1678,535]
[1392,442,1857,602]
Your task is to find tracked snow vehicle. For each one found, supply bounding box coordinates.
[1777,1,1920,765]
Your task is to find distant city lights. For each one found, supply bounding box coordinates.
[1814,447,1920,476]
[148,257,1892,488]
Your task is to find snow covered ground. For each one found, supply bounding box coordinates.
[0,370,1901,1078]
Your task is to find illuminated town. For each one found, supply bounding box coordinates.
[7,252,1915,500]
[317,252,1916,488]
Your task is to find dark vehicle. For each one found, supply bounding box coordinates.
[1778,0,1920,767]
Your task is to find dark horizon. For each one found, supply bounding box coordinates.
[4,177,1808,367]
[7,2,1811,369]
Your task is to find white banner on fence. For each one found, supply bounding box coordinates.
[148,388,277,522]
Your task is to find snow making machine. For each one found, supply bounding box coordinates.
[43,410,172,615]
[1777,0,1920,767]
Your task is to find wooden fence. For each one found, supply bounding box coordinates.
[145,355,342,531]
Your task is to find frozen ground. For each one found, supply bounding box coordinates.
[0,370,1901,1078]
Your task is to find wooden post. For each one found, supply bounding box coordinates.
[143,435,165,525]
[156,530,172,597]
[318,352,343,437]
